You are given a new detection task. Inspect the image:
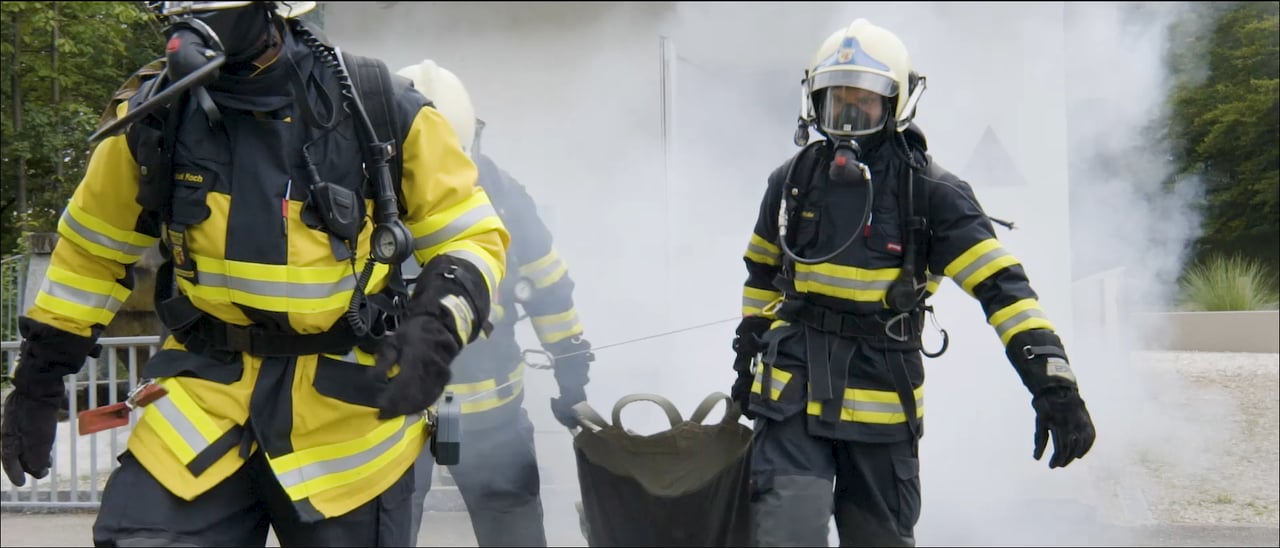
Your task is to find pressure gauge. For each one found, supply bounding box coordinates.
[513,278,535,303]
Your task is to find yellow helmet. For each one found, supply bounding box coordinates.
[396,60,478,156]
[798,18,926,142]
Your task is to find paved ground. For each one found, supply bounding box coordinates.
[2,508,1278,547]
[3,350,1277,547]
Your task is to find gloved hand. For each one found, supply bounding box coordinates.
[1004,329,1095,469]
[730,316,772,420]
[547,338,593,430]
[374,256,487,420]
[1032,386,1096,469]
[374,312,460,420]
[550,384,587,430]
[2,318,100,486]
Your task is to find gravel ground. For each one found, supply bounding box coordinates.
[1129,351,1279,525]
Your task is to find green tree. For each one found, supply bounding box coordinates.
[1,1,163,257]
[1167,1,1280,273]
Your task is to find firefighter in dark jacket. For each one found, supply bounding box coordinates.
[729,19,1097,547]
[0,3,509,546]
[397,59,595,548]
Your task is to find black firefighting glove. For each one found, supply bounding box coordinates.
[548,337,594,430]
[730,316,772,420]
[1006,329,1096,469]
[3,318,101,486]
[374,256,488,420]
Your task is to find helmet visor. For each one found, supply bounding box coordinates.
[151,2,255,17]
[818,85,891,137]
[811,69,898,98]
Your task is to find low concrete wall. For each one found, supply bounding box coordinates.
[1136,310,1280,353]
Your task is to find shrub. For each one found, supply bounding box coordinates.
[1179,254,1280,311]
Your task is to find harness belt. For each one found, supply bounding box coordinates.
[776,300,926,351]
[156,292,375,358]
[777,299,925,447]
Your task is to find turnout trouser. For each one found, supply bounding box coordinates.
[92,450,414,547]
[410,406,547,547]
[750,411,921,547]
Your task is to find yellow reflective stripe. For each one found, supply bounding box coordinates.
[140,379,223,464]
[440,294,474,342]
[518,249,567,289]
[988,299,1056,346]
[926,274,943,294]
[177,254,387,313]
[451,364,525,414]
[409,191,500,251]
[769,319,790,330]
[271,413,427,501]
[793,263,900,302]
[750,366,792,400]
[531,308,583,344]
[943,239,1021,294]
[57,202,157,264]
[745,233,780,266]
[34,266,131,326]
[743,286,783,316]
[805,385,925,424]
[441,243,503,295]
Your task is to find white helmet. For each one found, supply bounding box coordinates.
[798,19,925,142]
[149,1,317,19]
[396,60,478,156]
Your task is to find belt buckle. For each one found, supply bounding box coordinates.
[225,323,254,354]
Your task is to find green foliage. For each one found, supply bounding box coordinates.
[1166,2,1280,271]
[1179,254,1280,311]
[1,1,163,257]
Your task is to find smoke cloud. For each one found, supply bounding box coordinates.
[323,2,1215,545]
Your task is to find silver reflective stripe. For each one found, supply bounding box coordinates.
[275,413,423,492]
[952,245,1013,287]
[994,307,1048,339]
[928,274,944,286]
[445,248,498,291]
[441,294,474,341]
[743,294,772,311]
[61,209,152,259]
[843,396,924,415]
[39,277,125,313]
[196,272,356,299]
[793,271,895,292]
[150,395,212,458]
[747,241,779,262]
[413,203,498,251]
[520,254,565,286]
[532,310,580,340]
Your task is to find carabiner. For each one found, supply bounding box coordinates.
[922,307,949,358]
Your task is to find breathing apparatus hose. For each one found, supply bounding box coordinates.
[777,143,875,266]
[293,20,409,338]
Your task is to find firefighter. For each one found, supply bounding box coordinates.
[729,19,1097,547]
[396,59,594,548]
[0,2,509,546]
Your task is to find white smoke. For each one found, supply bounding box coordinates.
[321,2,1217,546]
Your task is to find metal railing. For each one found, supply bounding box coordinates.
[1,336,161,511]
[1,255,27,343]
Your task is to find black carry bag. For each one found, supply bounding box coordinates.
[570,392,754,547]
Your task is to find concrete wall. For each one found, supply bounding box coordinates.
[1135,310,1280,354]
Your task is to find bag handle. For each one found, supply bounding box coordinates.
[687,391,741,425]
[611,393,684,433]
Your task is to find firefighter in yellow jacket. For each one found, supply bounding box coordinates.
[396,60,596,548]
[0,2,509,546]
[729,19,1097,546]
